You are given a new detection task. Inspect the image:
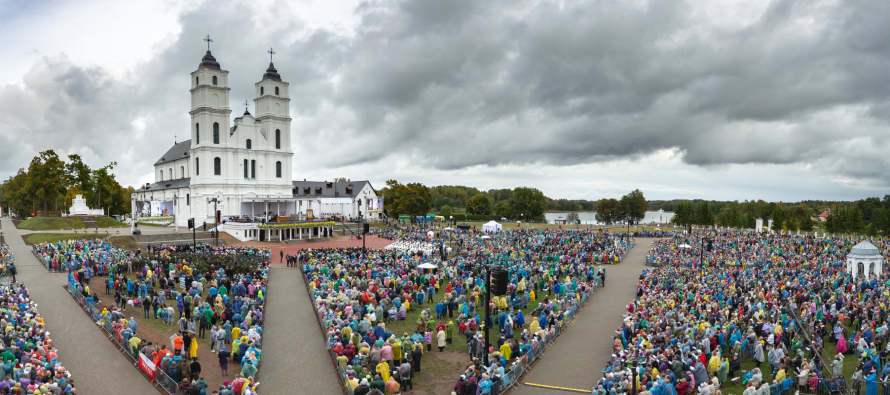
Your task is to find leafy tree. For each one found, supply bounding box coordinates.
[672,201,694,226]
[508,187,547,221]
[0,151,148,217]
[439,205,453,218]
[495,201,512,219]
[619,189,647,224]
[695,201,713,225]
[466,193,492,215]
[381,180,432,217]
[595,198,621,225]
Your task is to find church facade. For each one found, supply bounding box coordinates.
[131,43,379,241]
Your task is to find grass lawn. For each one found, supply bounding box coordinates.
[17,216,85,230]
[95,216,127,227]
[24,232,108,244]
[108,235,139,250]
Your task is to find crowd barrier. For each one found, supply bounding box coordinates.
[51,248,180,395]
[295,265,350,395]
[482,283,593,395]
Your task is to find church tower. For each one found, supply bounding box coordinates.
[253,48,292,183]
[189,36,231,183]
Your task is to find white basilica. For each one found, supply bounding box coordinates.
[131,42,380,241]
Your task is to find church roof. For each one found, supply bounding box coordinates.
[263,62,281,81]
[849,240,881,258]
[200,50,221,70]
[143,178,191,192]
[155,140,191,166]
[292,180,374,199]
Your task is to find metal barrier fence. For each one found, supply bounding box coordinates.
[66,280,179,395]
[299,243,619,395]
[483,288,590,395]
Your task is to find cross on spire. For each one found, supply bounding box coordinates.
[204,34,213,51]
[268,47,275,63]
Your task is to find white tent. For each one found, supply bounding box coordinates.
[418,262,438,270]
[678,243,692,249]
[482,220,503,233]
[481,235,492,240]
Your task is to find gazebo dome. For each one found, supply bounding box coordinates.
[850,240,880,258]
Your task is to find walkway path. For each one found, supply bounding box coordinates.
[259,265,341,395]
[1,217,157,394]
[513,238,655,394]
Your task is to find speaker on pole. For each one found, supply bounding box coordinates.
[363,223,370,234]
[491,267,508,296]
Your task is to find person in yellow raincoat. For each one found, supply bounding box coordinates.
[708,351,720,375]
[375,360,390,382]
[189,336,198,359]
[499,342,512,360]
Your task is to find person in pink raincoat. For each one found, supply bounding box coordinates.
[836,333,848,354]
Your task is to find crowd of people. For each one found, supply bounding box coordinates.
[299,227,628,394]
[0,244,76,394]
[36,240,268,394]
[597,231,890,395]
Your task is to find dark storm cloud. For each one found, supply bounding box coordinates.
[319,0,890,185]
[1,0,889,191]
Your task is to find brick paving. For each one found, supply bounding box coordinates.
[265,235,393,265]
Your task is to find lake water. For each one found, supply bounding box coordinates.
[544,210,675,225]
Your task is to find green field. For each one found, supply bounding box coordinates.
[24,232,109,244]
[17,216,129,230]
[16,216,85,230]
[95,216,127,227]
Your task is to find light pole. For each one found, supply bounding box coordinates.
[173,194,178,232]
[359,211,365,254]
[209,197,220,246]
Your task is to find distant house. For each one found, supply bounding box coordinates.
[811,209,831,222]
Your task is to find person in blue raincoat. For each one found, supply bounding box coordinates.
[866,367,878,395]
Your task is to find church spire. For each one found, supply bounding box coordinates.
[199,34,221,70]
[262,47,281,81]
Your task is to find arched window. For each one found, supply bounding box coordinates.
[213,122,220,144]
[212,75,217,85]
[275,86,279,95]
[180,166,185,178]
[260,86,264,95]
[159,170,163,181]
[169,168,173,179]
[195,76,199,85]
[186,194,190,206]
[246,139,252,150]
[243,159,248,178]
[214,157,221,175]
[195,158,199,175]
[275,129,281,149]
[250,160,256,179]
[195,123,200,144]
[276,161,282,178]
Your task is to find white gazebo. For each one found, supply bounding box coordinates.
[482,220,503,233]
[847,240,883,280]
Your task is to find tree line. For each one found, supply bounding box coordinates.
[383,181,648,223]
[668,196,890,236]
[383,180,551,221]
[0,150,133,217]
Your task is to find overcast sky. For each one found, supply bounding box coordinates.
[1,0,889,202]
